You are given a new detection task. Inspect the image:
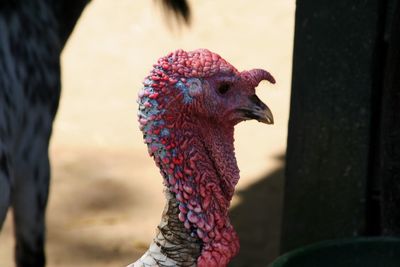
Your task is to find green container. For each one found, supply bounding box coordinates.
[269,237,400,267]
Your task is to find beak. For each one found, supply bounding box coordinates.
[235,68,275,124]
[237,95,274,124]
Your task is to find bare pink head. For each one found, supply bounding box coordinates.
[138,49,275,266]
[139,49,274,127]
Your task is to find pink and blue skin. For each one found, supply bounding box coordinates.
[138,49,275,266]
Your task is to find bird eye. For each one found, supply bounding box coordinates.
[217,83,231,95]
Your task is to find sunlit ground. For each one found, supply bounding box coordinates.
[0,0,294,266]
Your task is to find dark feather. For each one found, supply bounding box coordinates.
[159,0,191,24]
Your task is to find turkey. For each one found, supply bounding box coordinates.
[130,49,275,267]
[0,1,189,266]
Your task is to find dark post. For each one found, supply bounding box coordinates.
[281,0,398,253]
[380,0,400,235]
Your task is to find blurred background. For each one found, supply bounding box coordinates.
[0,0,295,266]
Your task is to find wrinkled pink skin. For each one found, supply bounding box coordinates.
[138,49,275,266]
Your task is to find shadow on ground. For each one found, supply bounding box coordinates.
[46,147,152,266]
[229,154,285,267]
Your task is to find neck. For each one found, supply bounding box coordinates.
[138,117,240,266]
[132,189,200,267]
[197,122,239,201]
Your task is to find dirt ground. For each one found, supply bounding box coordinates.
[0,0,294,266]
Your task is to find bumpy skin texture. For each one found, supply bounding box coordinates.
[135,49,275,267]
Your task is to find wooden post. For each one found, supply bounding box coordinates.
[281,0,397,253]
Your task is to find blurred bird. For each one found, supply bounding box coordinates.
[130,49,275,267]
[0,1,190,266]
